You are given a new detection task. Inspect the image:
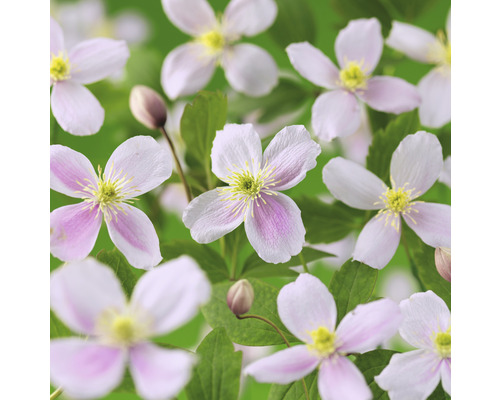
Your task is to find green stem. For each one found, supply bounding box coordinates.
[230,230,240,280]
[50,387,63,400]
[205,156,214,190]
[400,229,425,291]
[299,252,309,273]
[220,236,226,259]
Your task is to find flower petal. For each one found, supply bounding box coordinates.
[277,273,337,343]
[223,43,278,97]
[161,43,217,99]
[312,90,361,140]
[161,0,217,35]
[323,157,386,210]
[386,21,437,63]
[50,258,126,335]
[418,68,451,128]
[131,256,211,335]
[50,203,102,263]
[51,17,65,55]
[262,125,321,191]
[106,205,162,270]
[183,188,245,243]
[245,193,305,264]
[286,42,339,89]
[335,18,383,73]
[404,202,451,248]
[359,76,420,114]
[353,215,401,269]
[439,156,451,188]
[130,343,197,400]
[375,349,442,400]
[51,81,104,136]
[51,338,127,400]
[224,0,277,37]
[50,144,97,198]
[335,299,402,353]
[211,123,263,182]
[244,345,320,384]
[318,356,371,400]
[69,38,130,84]
[441,358,451,396]
[399,290,451,350]
[104,136,172,197]
[390,131,443,195]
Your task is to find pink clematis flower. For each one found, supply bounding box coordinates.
[50,17,129,135]
[161,0,278,98]
[244,273,402,400]
[50,256,211,400]
[286,18,420,141]
[386,11,451,128]
[50,136,172,269]
[322,131,451,269]
[183,124,321,263]
[375,291,451,398]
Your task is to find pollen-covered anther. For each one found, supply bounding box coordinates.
[50,51,72,82]
[338,60,370,91]
[427,30,451,68]
[307,326,336,358]
[198,29,226,54]
[375,179,419,231]
[433,330,451,358]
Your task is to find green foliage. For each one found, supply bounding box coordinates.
[268,371,320,400]
[269,0,316,48]
[96,248,139,298]
[329,259,379,323]
[185,328,242,400]
[330,0,393,35]
[50,311,72,339]
[354,349,397,399]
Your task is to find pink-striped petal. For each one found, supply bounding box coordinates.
[262,125,321,191]
[335,18,383,73]
[404,202,451,248]
[162,0,217,35]
[277,273,337,343]
[353,215,401,269]
[51,81,104,136]
[50,144,97,198]
[106,205,162,270]
[418,68,451,128]
[131,256,211,336]
[318,356,371,400]
[244,345,320,384]
[50,258,127,335]
[224,0,277,37]
[51,17,65,55]
[50,203,102,263]
[286,42,339,89]
[129,343,197,400]
[441,358,451,395]
[244,193,305,264]
[336,299,402,353]
[51,338,127,400]
[386,21,437,63]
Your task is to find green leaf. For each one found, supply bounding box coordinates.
[295,196,363,244]
[50,311,72,339]
[383,0,437,22]
[161,240,228,284]
[268,371,320,400]
[268,0,316,48]
[329,259,379,323]
[202,278,297,346]
[185,328,242,400]
[428,383,451,399]
[366,110,420,185]
[354,349,397,399]
[330,0,393,35]
[96,248,139,298]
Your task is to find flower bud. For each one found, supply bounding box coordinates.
[129,85,167,130]
[227,279,254,316]
[435,247,451,282]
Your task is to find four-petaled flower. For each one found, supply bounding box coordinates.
[183,124,321,263]
[244,273,402,400]
[161,0,278,99]
[50,256,211,400]
[323,131,451,269]
[286,18,421,141]
[50,136,172,269]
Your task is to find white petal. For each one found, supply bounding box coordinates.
[51,17,65,55]
[386,21,437,63]
[224,0,278,37]
[418,68,451,128]
[441,358,451,396]
[404,202,451,248]
[161,0,217,35]
[439,156,451,188]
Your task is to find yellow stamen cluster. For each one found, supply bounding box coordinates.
[198,30,226,54]
[96,308,151,346]
[50,52,72,82]
[307,326,336,357]
[339,61,370,91]
[433,328,451,358]
[427,30,451,68]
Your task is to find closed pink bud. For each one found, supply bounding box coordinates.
[129,85,167,129]
[227,279,254,316]
[435,247,451,282]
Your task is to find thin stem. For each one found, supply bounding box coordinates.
[400,229,425,291]
[205,156,214,190]
[159,126,192,203]
[301,378,311,400]
[230,230,240,280]
[50,387,63,400]
[299,252,309,274]
[220,236,226,259]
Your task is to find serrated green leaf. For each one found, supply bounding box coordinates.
[354,349,397,399]
[50,311,72,339]
[185,328,242,400]
[96,248,139,298]
[202,279,297,346]
[269,0,316,48]
[269,371,320,400]
[329,259,379,323]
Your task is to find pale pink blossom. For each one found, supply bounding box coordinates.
[183,124,321,263]
[50,17,129,135]
[439,156,451,188]
[375,291,451,399]
[245,273,402,400]
[323,131,451,269]
[161,0,278,98]
[286,18,420,141]
[50,136,171,269]
[50,256,211,400]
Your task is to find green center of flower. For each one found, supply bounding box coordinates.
[198,30,226,53]
[427,30,451,67]
[434,330,451,358]
[339,61,369,91]
[307,326,335,357]
[50,52,71,82]
[111,316,136,344]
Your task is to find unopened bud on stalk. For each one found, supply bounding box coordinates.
[435,247,451,282]
[227,279,254,316]
[129,85,167,129]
